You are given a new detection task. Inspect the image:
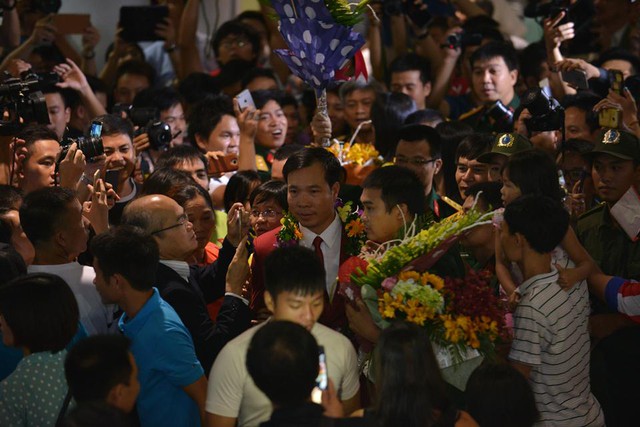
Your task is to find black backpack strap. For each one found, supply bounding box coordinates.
[55,389,73,427]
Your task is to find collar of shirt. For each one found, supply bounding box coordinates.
[299,212,342,251]
[116,178,138,204]
[516,267,559,297]
[160,260,190,282]
[118,288,160,334]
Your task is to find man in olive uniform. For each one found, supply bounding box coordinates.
[477,132,533,182]
[576,128,640,427]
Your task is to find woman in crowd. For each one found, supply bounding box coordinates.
[249,180,287,238]
[0,273,79,426]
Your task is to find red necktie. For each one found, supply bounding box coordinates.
[313,236,324,267]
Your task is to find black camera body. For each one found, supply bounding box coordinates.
[114,104,173,152]
[485,100,515,132]
[524,0,569,21]
[0,71,60,135]
[442,31,483,50]
[521,88,564,132]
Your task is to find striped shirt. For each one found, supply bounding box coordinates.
[509,269,604,426]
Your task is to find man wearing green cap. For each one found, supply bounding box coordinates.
[477,132,533,182]
[576,128,640,427]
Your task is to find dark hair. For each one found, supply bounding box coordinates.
[362,166,426,216]
[156,145,208,171]
[141,167,196,197]
[0,185,23,209]
[133,87,184,113]
[169,183,214,211]
[455,133,493,162]
[470,41,518,71]
[504,149,563,203]
[65,335,134,403]
[374,322,456,427]
[397,124,442,158]
[0,243,27,281]
[465,181,504,210]
[0,273,78,352]
[236,10,269,36]
[20,187,77,246]
[91,226,159,291]
[251,89,284,110]
[405,109,445,127]
[86,75,108,96]
[274,144,304,161]
[518,42,547,81]
[94,114,134,140]
[43,85,74,109]
[389,53,432,85]
[61,402,133,427]
[466,362,539,427]
[215,59,257,89]
[241,68,278,90]
[436,121,474,201]
[211,20,261,64]
[562,138,594,156]
[249,180,288,210]
[338,80,381,102]
[372,92,417,159]
[283,147,343,188]
[561,92,601,134]
[595,47,640,75]
[17,123,59,148]
[503,195,569,253]
[223,170,262,212]
[187,94,234,146]
[246,321,319,407]
[177,72,220,107]
[114,60,155,88]
[264,246,325,297]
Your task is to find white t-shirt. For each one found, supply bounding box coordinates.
[28,263,117,335]
[205,321,360,427]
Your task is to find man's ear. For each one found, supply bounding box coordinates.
[434,158,443,175]
[264,291,275,313]
[509,69,519,87]
[330,181,340,201]
[106,384,125,409]
[394,203,410,222]
[423,81,432,98]
[194,134,208,152]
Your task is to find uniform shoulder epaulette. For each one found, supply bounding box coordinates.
[458,105,484,121]
[255,155,269,172]
[577,202,606,222]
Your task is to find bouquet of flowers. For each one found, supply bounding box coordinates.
[339,207,508,374]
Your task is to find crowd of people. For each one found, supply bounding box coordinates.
[0,0,639,426]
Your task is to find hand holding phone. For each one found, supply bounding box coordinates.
[235,89,256,112]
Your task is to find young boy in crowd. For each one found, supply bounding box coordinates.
[502,195,603,426]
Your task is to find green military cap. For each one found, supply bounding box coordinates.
[477,133,533,163]
[588,128,640,161]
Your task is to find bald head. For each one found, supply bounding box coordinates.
[122,195,174,233]
[122,194,197,261]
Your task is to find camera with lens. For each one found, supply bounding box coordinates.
[441,31,483,50]
[114,104,173,152]
[59,120,104,164]
[485,100,515,132]
[520,88,564,132]
[0,70,61,135]
[524,0,569,22]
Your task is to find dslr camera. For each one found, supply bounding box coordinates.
[520,88,564,132]
[441,31,483,50]
[0,70,60,135]
[114,104,172,152]
[485,100,515,132]
[59,120,104,163]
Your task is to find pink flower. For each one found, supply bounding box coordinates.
[382,276,398,292]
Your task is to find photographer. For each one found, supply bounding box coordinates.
[130,87,187,180]
[514,88,564,157]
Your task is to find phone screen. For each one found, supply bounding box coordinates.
[310,346,328,404]
[90,121,102,138]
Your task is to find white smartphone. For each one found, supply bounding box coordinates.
[311,346,328,404]
[235,89,255,112]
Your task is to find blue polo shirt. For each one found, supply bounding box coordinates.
[119,288,204,427]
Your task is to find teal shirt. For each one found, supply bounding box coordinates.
[0,351,68,427]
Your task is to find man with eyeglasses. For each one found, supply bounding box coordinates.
[393,124,457,219]
[121,194,252,372]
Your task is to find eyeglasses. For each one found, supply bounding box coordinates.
[250,209,282,219]
[394,157,438,166]
[151,214,189,235]
[220,38,249,49]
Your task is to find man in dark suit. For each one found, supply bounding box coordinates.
[251,147,350,331]
[122,194,251,372]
